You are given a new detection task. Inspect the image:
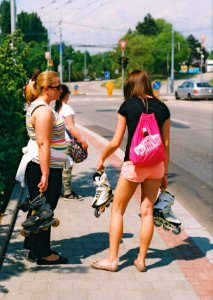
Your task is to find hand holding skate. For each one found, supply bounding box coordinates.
[153,191,181,235]
[92,170,113,218]
[20,193,60,237]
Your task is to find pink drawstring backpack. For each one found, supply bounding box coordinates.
[130,110,166,167]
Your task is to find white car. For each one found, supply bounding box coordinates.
[175,81,213,100]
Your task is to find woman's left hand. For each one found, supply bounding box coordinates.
[81,141,88,150]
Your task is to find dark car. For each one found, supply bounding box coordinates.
[175,81,213,100]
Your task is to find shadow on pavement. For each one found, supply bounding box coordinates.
[119,236,213,271]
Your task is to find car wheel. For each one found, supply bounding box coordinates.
[175,92,180,100]
[187,94,192,100]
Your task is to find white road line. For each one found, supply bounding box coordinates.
[171,118,190,126]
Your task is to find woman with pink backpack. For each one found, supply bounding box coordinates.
[91,70,170,272]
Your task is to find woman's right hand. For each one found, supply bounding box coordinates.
[97,158,105,171]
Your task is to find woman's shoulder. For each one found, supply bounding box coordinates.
[61,103,75,115]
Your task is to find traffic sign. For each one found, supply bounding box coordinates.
[119,40,128,51]
[48,59,53,67]
[152,81,161,90]
[104,71,110,80]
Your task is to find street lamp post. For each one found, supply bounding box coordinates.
[170,26,174,93]
[67,59,73,82]
[10,0,16,33]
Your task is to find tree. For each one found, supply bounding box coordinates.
[17,12,48,43]
[136,14,159,36]
[0,30,28,211]
[0,0,10,35]
[185,34,209,70]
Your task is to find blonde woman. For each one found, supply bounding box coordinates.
[21,71,68,265]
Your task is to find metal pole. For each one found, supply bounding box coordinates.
[59,26,63,83]
[10,0,16,33]
[84,49,87,79]
[170,26,174,93]
[200,50,203,82]
[122,49,124,94]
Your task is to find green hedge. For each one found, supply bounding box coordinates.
[0,31,28,213]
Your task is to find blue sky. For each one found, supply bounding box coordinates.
[12,0,213,53]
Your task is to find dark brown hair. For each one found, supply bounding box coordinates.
[124,70,155,110]
[55,84,70,113]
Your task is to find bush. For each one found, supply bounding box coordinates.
[0,31,28,212]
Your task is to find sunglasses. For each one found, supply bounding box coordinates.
[48,84,62,91]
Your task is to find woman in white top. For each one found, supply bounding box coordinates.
[55,84,88,200]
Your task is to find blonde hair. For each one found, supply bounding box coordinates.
[25,71,59,104]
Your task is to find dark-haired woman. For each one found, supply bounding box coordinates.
[55,84,88,200]
[91,70,170,272]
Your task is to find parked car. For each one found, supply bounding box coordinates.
[95,76,103,81]
[175,81,213,100]
[84,76,92,82]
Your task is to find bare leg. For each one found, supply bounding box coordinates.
[108,175,138,262]
[91,175,138,270]
[137,178,161,266]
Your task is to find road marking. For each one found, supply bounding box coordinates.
[171,118,190,126]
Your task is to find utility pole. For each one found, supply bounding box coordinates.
[67,59,73,82]
[59,24,63,83]
[119,40,128,95]
[10,0,16,33]
[84,49,87,79]
[170,26,174,93]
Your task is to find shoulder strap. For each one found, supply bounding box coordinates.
[31,104,46,115]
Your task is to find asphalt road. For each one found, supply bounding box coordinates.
[67,80,213,236]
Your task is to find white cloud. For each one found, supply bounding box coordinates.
[14,0,213,53]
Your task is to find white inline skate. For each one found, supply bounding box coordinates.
[153,191,181,235]
[92,170,113,218]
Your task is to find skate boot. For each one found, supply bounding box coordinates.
[92,170,113,218]
[153,191,181,235]
[18,196,31,212]
[21,194,59,237]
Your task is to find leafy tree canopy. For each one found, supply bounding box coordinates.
[17,11,48,43]
[0,0,10,34]
[136,13,159,36]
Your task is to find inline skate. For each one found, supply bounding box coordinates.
[20,194,59,237]
[92,170,113,218]
[153,191,181,235]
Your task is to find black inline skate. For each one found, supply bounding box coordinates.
[20,193,59,237]
[153,191,181,235]
[92,170,113,218]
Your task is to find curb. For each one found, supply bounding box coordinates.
[0,182,23,267]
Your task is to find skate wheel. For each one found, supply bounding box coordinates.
[172,227,181,235]
[42,226,49,231]
[163,224,170,231]
[52,218,60,227]
[154,222,162,227]
[100,205,105,213]
[94,208,101,218]
[20,229,29,237]
[105,200,111,208]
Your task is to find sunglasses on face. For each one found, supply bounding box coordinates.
[48,84,62,91]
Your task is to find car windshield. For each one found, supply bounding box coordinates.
[196,82,212,87]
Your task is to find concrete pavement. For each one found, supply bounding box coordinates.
[0,125,213,300]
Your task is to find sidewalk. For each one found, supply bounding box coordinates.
[0,126,213,300]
